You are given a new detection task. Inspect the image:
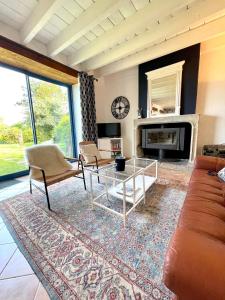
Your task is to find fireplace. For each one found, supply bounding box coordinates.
[134,114,199,162]
[142,127,185,150]
[142,126,185,159]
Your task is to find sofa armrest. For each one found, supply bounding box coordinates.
[163,228,225,300]
[194,155,225,172]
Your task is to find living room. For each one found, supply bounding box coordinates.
[0,0,225,299]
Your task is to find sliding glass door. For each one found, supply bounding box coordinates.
[0,66,33,177]
[0,65,75,180]
[29,77,73,156]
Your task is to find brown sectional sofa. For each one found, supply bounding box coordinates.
[163,155,225,300]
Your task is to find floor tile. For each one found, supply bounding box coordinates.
[0,274,39,300]
[34,282,50,300]
[0,249,33,279]
[0,243,17,274]
[0,181,29,202]
[0,225,14,244]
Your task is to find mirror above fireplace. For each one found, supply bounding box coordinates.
[146,61,185,118]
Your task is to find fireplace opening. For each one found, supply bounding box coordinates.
[140,122,191,160]
[142,127,185,150]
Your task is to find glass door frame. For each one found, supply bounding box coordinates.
[0,62,77,181]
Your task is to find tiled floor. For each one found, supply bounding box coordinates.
[0,180,50,300]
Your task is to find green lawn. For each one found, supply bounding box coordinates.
[0,143,32,176]
[0,142,69,177]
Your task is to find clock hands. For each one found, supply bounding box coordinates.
[111,96,130,119]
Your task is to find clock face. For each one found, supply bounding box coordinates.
[111,96,130,119]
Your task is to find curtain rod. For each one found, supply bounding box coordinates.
[77,71,98,82]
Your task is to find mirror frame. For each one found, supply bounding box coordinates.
[146,61,185,118]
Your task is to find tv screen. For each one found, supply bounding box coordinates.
[97,123,121,138]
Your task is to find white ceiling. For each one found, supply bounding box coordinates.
[1,0,225,77]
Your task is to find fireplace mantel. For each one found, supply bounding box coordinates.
[133,114,199,162]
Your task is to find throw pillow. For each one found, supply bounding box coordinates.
[81,144,101,164]
[218,167,225,182]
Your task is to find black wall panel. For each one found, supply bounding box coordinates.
[138,44,200,117]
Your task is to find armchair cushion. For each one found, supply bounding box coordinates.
[25,144,73,179]
[80,144,101,164]
[34,169,82,186]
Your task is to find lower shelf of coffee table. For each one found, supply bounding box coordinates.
[107,175,156,204]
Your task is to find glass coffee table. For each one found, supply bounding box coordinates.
[89,157,158,226]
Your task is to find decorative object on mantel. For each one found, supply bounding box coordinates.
[146,61,185,118]
[137,107,143,119]
[111,96,130,119]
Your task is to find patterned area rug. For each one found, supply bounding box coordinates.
[0,167,190,299]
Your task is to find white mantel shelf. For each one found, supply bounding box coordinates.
[133,114,199,162]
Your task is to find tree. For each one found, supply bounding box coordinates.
[0,122,20,144]
[54,115,72,154]
[17,79,67,142]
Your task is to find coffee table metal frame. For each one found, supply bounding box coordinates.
[89,158,158,226]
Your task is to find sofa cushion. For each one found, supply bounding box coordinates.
[163,228,225,300]
[178,206,225,242]
[188,181,224,196]
[186,189,224,204]
[182,196,225,220]
[190,169,222,188]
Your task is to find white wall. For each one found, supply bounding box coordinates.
[197,35,225,152]
[95,67,138,157]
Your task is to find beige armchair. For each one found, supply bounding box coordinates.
[79,141,114,183]
[25,144,86,210]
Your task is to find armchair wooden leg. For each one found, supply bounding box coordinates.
[29,179,32,194]
[42,170,51,210]
[79,157,86,190]
[29,167,32,194]
[95,158,100,184]
[44,182,51,210]
[97,166,100,184]
[83,176,87,190]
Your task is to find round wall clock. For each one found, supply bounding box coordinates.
[111,96,130,119]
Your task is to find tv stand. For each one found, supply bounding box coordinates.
[97,138,123,159]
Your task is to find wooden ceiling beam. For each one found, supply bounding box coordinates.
[94,15,225,77]
[82,0,225,70]
[69,0,195,66]
[20,0,63,44]
[0,35,78,84]
[48,0,124,57]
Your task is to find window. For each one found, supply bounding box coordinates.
[0,65,75,179]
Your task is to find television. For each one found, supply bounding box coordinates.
[97,123,121,138]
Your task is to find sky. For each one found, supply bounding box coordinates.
[0,66,27,126]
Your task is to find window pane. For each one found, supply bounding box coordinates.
[0,66,34,177]
[29,77,73,156]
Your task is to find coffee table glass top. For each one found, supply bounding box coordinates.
[93,158,157,181]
